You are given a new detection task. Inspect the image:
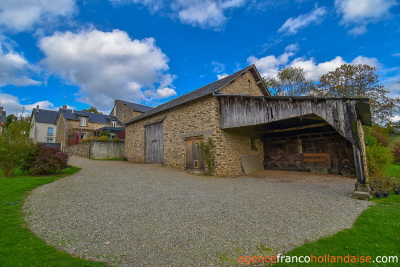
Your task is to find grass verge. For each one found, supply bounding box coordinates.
[0,167,108,266]
[385,163,400,178]
[273,195,400,266]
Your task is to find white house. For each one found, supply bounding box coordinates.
[30,106,58,143]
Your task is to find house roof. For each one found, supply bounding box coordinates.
[31,109,58,124]
[119,100,153,113]
[96,126,125,132]
[0,111,6,124]
[59,109,122,124]
[125,65,269,125]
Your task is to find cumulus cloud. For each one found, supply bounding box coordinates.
[38,29,176,110]
[0,0,76,33]
[248,49,379,80]
[278,6,327,34]
[247,49,295,78]
[335,0,398,35]
[0,92,55,116]
[0,43,41,87]
[111,0,247,30]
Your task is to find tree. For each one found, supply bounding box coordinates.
[82,106,102,114]
[263,67,316,96]
[0,118,31,177]
[5,114,17,128]
[316,64,400,125]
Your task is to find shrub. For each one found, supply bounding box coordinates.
[31,144,69,175]
[20,143,39,172]
[391,140,400,162]
[199,138,215,175]
[113,137,120,142]
[363,126,377,147]
[0,118,31,177]
[366,144,394,175]
[371,131,389,147]
[100,131,111,138]
[99,136,109,142]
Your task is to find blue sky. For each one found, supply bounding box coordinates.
[0,0,399,119]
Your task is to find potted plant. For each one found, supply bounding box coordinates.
[374,183,384,198]
[392,177,400,195]
[382,177,390,197]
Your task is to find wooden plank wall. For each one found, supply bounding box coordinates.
[218,96,367,183]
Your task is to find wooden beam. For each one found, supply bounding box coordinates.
[262,122,330,134]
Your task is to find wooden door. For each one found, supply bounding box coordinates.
[185,136,204,171]
[145,122,164,164]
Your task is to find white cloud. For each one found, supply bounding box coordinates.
[110,0,247,30]
[217,73,228,80]
[335,0,398,35]
[285,43,299,53]
[392,115,400,122]
[0,43,41,87]
[247,51,294,78]
[38,29,176,110]
[0,0,76,33]
[211,61,226,73]
[0,92,55,116]
[278,6,327,34]
[248,49,379,80]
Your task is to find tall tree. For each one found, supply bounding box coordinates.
[263,67,316,96]
[316,64,400,125]
[5,114,17,128]
[82,106,102,114]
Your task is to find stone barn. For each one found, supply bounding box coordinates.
[124,65,371,195]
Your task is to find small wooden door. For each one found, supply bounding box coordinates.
[145,122,164,164]
[185,136,204,171]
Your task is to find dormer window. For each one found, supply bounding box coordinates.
[80,117,87,127]
[112,121,117,127]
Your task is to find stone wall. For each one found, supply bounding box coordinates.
[113,100,145,123]
[125,69,266,176]
[219,70,266,96]
[68,142,90,158]
[91,141,125,159]
[68,141,125,159]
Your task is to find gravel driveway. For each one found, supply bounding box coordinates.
[24,156,370,266]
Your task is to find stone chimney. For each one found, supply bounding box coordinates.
[0,107,3,113]
[72,105,75,113]
[62,105,67,110]
[36,105,39,112]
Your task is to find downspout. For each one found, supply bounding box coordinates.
[63,118,67,152]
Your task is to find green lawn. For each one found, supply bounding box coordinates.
[274,195,400,266]
[386,163,400,178]
[0,167,107,267]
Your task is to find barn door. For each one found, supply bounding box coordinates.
[145,122,164,164]
[185,136,204,171]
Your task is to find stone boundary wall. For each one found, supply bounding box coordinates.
[68,141,125,159]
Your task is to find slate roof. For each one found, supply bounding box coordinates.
[119,100,153,113]
[32,109,58,124]
[59,109,122,124]
[0,111,6,124]
[125,65,268,125]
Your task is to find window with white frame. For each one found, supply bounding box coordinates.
[46,138,53,143]
[112,121,117,127]
[47,127,53,136]
[80,117,87,126]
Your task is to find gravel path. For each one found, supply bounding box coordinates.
[24,156,370,266]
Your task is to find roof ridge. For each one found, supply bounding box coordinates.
[124,65,258,125]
